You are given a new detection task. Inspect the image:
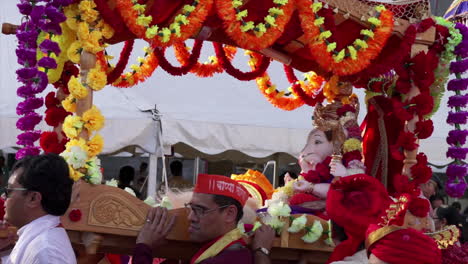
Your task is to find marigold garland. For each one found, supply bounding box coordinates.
[115,0,213,47]
[106,40,135,84]
[215,0,295,50]
[296,0,394,76]
[154,40,203,76]
[247,51,324,110]
[283,65,325,107]
[248,51,304,110]
[111,46,160,88]
[173,41,237,77]
[214,42,271,81]
[60,1,108,183]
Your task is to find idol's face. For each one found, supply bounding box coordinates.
[299,129,333,172]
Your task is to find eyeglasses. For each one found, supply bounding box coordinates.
[184,203,230,218]
[1,187,28,198]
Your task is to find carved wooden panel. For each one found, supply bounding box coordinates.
[89,193,146,231]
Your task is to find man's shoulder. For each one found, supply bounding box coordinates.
[30,228,76,260]
[201,246,253,264]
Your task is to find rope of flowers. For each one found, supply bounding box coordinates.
[153,39,203,76]
[445,23,468,198]
[110,46,159,88]
[296,0,394,76]
[59,0,112,183]
[106,40,135,84]
[213,42,271,81]
[283,65,326,107]
[173,41,237,77]
[15,0,73,160]
[350,25,417,88]
[246,50,305,110]
[215,0,294,50]
[40,62,79,154]
[114,0,213,47]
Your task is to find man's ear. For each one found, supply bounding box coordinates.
[26,191,42,209]
[223,205,238,223]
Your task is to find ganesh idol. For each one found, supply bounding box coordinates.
[267,80,366,215]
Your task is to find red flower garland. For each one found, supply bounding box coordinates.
[213,42,271,81]
[410,153,432,185]
[154,40,203,76]
[395,131,419,151]
[107,40,135,84]
[40,131,67,154]
[283,65,325,106]
[414,119,434,139]
[94,0,127,34]
[351,25,417,87]
[408,197,430,217]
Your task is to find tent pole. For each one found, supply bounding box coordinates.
[148,153,157,199]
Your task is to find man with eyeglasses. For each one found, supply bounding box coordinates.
[0,153,76,263]
[133,174,275,264]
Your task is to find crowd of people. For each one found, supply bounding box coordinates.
[0,153,465,264]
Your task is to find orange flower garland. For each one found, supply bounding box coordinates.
[296,0,394,76]
[215,0,295,50]
[115,0,213,47]
[107,47,159,88]
[247,51,323,111]
[173,41,237,77]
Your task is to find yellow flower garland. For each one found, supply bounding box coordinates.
[87,134,104,157]
[343,138,362,153]
[59,1,111,183]
[82,106,105,132]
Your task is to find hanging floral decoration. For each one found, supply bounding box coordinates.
[115,0,213,47]
[215,0,295,50]
[246,50,324,110]
[39,62,79,154]
[214,42,271,81]
[154,40,203,76]
[445,23,468,198]
[58,0,113,183]
[15,0,74,160]
[173,41,237,78]
[106,40,135,84]
[109,46,159,88]
[297,1,394,76]
[283,65,326,107]
[351,25,417,88]
[247,51,304,110]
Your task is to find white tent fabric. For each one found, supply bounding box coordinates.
[1,0,456,168]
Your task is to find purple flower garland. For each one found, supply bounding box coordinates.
[445,23,468,198]
[15,0,71,160]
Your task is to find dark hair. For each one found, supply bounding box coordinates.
[437,207,462,226]
[170,160,183,176]
[140,162,148,171]
[118,166,135,186]
[212,194,243,223]
[11,153,73,216]
[430,194,445,203]
[452,202,462,211]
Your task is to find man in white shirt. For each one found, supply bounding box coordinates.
[0,153,76,263]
